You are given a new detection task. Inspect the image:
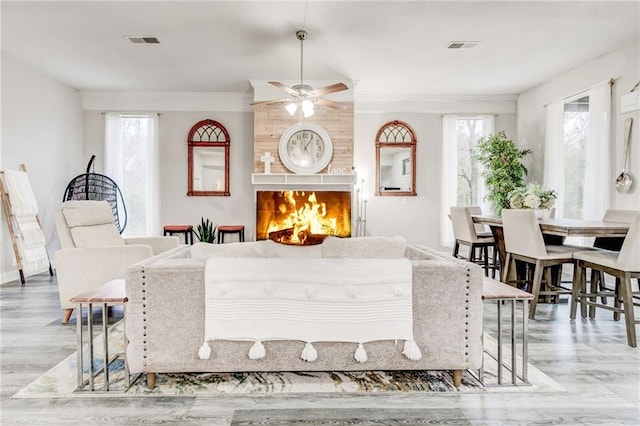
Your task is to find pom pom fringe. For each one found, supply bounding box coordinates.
[402,340,422,361]
[198,342,211,360]
[248,340,266,360]
[300,342,318,362]
[354,343,368,363]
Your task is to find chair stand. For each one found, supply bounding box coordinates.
[62,308,74,324]
[571,259,639,347]
[453,240,499,278]
[502,252,574,319]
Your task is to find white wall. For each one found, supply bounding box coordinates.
[517,40,640,211]
[353,110,517,248]
[82,109,255,241]
[1,53,83,283]
[80,92,516,249]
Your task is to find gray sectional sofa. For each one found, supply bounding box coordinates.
[125,237,483,389]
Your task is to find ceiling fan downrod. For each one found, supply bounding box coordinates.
[296,30,307,87]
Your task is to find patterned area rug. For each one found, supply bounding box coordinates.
[12,321,564,398]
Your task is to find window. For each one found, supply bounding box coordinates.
[104,113,160,237]
[544,81,611,225]
[441,115,495,247]
[562,96,589,219]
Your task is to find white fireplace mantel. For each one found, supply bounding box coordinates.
[251,173,357,187]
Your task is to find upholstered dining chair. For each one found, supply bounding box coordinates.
[589,209,640,313]
[450,206,498,277]
[54,200,180,324]
[501,209,588,319]
[571,213,640,347]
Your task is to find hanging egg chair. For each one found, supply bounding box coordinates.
[62,155,127,233]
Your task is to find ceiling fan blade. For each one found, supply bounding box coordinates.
[315,98,349,110]
[268,81,298,96]
[309,82,349,97]
[250,98,292,106]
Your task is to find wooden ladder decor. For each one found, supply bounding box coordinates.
[0,164,53,284]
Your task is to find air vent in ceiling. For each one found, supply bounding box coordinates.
[447,41,479,49]
[125,36,160,45]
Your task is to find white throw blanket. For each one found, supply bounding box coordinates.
[3,170,38,217]
[3,170,49,275]
[198,257,422,363]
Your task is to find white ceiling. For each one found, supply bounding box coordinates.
[2,1,639,96]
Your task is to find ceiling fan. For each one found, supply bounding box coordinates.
[251,29,349,116]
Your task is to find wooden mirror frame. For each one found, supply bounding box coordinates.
[375,120,417,196]
[187,119,230,196]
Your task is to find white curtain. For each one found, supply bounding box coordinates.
[440,114,495,248]
[584,83,611,221]
[440,116,458,248]
[104,112,160,236]
[543,101,565,217]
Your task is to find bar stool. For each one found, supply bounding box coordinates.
[217,225,245,243]
[163,225,194,245]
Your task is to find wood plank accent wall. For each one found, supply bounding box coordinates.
[253,103,354,174]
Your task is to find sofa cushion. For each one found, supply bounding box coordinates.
[265,240,323,258]
[191,241,272,260]
[62,200,115,227]
[321,236,407,259]
[70,223,125,248]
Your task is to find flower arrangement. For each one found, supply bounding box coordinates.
[508,183,557,210]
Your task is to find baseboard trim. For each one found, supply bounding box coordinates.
[1,269,20,285]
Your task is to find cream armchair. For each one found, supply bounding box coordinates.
[54,200,179,323]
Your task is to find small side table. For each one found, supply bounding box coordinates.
[70,279,138,392]
[163,225,194,244]
[217,225,245,243]
[479,277,534,386]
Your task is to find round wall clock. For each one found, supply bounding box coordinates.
[278,123,334,174]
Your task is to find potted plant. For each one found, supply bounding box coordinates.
[194,217,216,243]
[475,131,531,215]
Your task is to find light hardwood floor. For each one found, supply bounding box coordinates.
[1,272,639,425]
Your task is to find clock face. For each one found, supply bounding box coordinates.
[286,130,326,168]
[278,123,333,174]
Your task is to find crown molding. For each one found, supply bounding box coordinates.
[80,91,254,112]
[80,89,517,114]
[354,93,518,113]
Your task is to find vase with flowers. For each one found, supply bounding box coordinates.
[508,183,558,218]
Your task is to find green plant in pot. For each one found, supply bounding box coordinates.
[475,131,531,215]
[194,217,216,243]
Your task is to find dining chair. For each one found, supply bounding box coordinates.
[501,209,587,319]
[571,213,640,347]
[588,209,639,313]
[450,206,498,277]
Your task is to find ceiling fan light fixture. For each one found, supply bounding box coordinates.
[285,102,298,116]
[301,99,315,117]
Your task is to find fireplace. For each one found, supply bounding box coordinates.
[256,190,351,245]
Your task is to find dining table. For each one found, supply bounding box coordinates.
[472,214,630,283]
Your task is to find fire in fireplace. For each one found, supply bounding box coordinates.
[256,190,351,245]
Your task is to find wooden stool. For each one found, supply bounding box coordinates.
[163,225,194,245]
[479,277,534,387]
[217,225,245,244]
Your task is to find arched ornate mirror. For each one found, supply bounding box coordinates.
[187,119,230,196]
[375,120,417,196]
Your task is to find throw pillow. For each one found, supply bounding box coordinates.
[191,241,272,260]
[70,223,125,248]
[265,239,323,258]
[321,236,407,258]
[62,200,114,227]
